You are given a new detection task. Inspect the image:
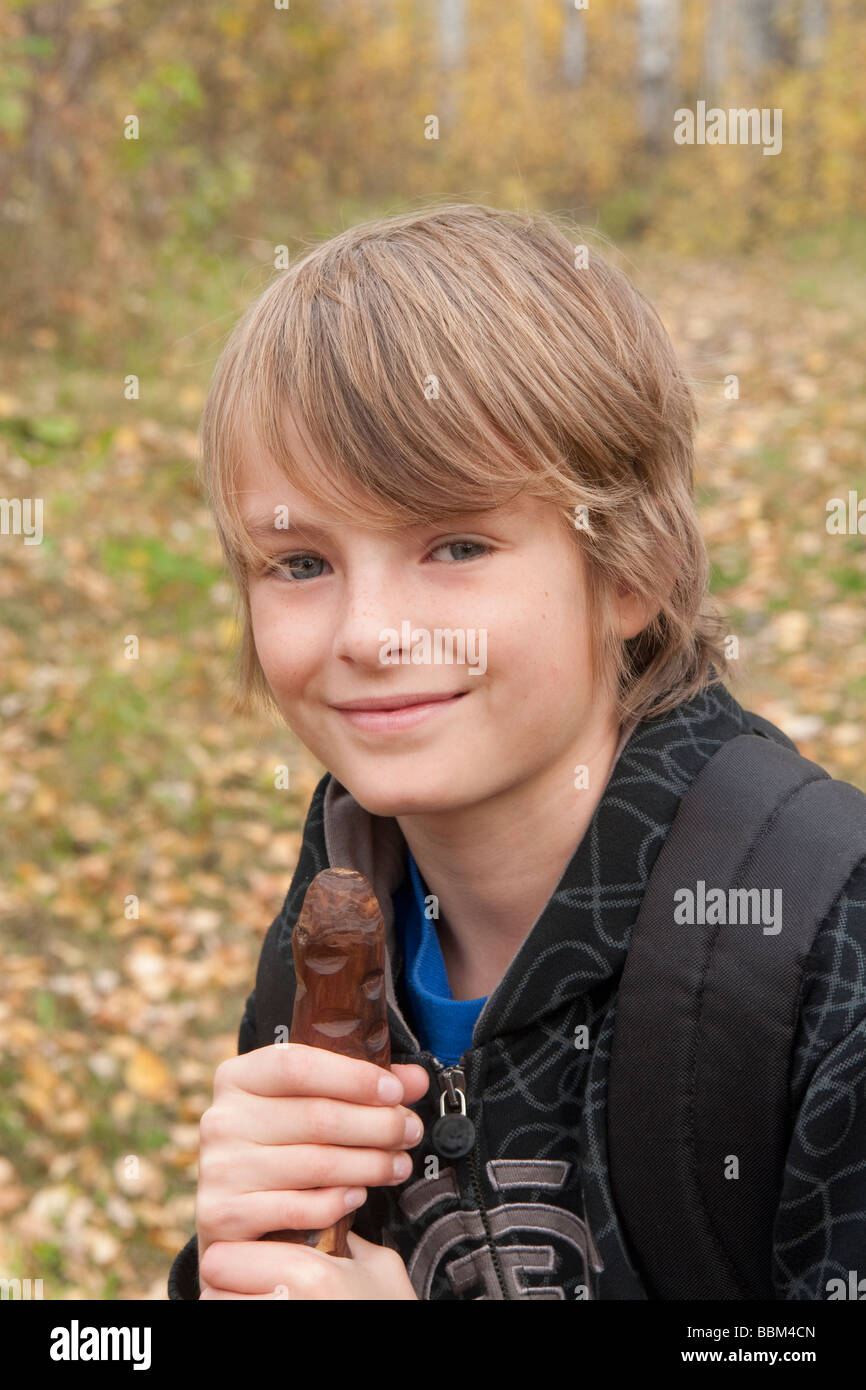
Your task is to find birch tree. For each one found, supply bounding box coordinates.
[737,0,782,74]
[437,0,466,130]
[799,0,827,66]
[562,0,587,87]
[637,0,680,153]
[703,0,731,98]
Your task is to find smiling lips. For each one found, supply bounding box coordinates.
[330,690,469,732]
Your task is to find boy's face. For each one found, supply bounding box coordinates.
[238,415,627,818]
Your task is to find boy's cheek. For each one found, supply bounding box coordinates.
[251,618,310,694]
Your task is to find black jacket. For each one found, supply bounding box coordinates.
[168,682,866,1299]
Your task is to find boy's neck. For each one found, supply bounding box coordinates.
[396,712,625,1001]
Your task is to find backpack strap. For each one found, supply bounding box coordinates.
[608,721,866,1299]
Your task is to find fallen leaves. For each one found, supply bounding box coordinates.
[124,1046,176,1104]
[1,231,863,1303]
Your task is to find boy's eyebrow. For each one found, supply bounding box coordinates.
[242,511,333,541]
[241,506,503,540]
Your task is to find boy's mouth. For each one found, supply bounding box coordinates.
[331,690,468,711]
[329,689,469,732]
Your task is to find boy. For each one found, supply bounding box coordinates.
[169,203,866,1300]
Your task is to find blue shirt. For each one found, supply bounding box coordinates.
[392,849,487,1065]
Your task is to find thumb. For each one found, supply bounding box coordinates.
[343,1229,382,1263]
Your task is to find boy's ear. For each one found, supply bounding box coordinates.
[615,585,658,641]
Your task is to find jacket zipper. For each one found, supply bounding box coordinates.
[424,1052,510,1301]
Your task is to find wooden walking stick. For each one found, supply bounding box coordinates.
[260,867,391,1258]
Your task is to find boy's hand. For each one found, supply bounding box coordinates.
[195,1043,429,1280]
[199,1229,418,1299]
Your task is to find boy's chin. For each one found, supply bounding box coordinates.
[334,769,466,819]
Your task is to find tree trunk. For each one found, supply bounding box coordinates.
[437,0,466,130]
[737,0,782,74]
[637,0,680,154]
[800,0,827,66]
[703,0,731,98]
[562,0,587,87]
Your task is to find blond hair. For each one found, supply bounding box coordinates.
[197,201,731,726]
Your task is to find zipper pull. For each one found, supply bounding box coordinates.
[431,1064,476,1160]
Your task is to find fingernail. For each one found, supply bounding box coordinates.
[403,1115,423,1144]
[344,1188,366,1209]
[378,1075,402,1102]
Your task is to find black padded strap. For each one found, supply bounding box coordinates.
[694,772,866,1296]
[608,732,866,1299]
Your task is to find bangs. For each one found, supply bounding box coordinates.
[198,205,600,575]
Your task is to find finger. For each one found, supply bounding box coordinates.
[197,1183,370,1242]
[199,1137,412,1195]
[390,1064,431,1103]
[200,1288,290,1300]
[343,1228,382,1262]
[206,1090,424,1151]
[341,1230,417,1299]
[215,1043,412,1105]
[199,1240,335,1298]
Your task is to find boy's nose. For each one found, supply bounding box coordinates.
[331,584,413,667]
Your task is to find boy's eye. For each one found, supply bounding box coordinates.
[266,539,492,582]
[425,539,492,564]
[269,553,331,582]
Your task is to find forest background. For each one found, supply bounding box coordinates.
[0,0,864,1299]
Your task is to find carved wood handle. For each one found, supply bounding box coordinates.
[259,867,390,1258]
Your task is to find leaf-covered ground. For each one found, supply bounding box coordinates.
[0,227,864,1298]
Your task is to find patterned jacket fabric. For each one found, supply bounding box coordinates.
[168,682,866,1300]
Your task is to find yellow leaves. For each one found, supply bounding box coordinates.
[215,10,249,40]
[30,785,59,821]
[29,328,58,350]
[265,831,302,869]
[736,493,762,521]
[769,610,810,654]
[4,1015,41,1049]
[54,1108,89,1139]
[11,864,56,902]
[109,1091,136,1124]
[16,1056,85,1134]
[17,1055,61,1122]
[112,1154,165,1200]
[0,1158,27,1219]
[66,803,106,843]
[112,425,140,452]
[165,1123,201,1169]
[730,424,758,453]
[92,985,147,1028]
[218,53,248,84]
[146,1225,193,1255]
[125,943,173,1001]
[124,1044,177,1103]
[69,853,111,888]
